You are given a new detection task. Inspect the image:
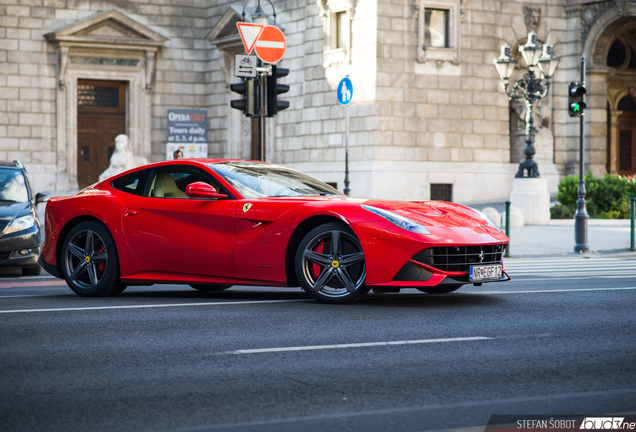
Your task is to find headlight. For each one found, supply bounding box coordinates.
[4,215,35,235]
[471,209,502,232]
[362,205,430,235]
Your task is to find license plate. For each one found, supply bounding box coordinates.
[469,264,503,281]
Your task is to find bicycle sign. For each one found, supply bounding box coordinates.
[234,54,257,77]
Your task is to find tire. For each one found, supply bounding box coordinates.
[295,222,369,304]
[61,221,125,297]
[416,284,463,294]
[22,265,41,276]
[189,284,233,292]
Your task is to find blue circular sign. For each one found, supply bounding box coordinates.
[337,77,353,106]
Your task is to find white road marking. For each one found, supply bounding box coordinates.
[227,336,492,355]
[0,299,307,314]
[475,286,636,295]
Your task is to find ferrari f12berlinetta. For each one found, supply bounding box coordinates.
[41,159,509,303]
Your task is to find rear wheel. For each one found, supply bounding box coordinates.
[416,284,463,294]
[295,222,368,304]
[61,221,125,297]
[21,265,41,276]
[189,284,233,292]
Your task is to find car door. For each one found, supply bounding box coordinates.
[121,166,236,278]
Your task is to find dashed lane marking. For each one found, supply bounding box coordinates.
[226,336,492,354]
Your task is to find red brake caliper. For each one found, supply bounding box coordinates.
[98,246,106,273]
[311,242,324,279]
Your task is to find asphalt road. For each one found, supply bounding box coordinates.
[1,258,635,432]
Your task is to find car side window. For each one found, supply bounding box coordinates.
[145,167,230,199]
[111,170,150,196]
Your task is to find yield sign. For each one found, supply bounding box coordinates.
[236,22,264,54]
[254,25,287,64]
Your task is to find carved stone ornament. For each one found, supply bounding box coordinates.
[523,5,541,33]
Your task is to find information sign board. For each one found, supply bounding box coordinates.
[235,55,257,77]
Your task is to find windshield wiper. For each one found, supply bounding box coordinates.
[0,199,18,203]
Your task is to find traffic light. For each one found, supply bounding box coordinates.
[568,82,586,117]
[230,78,256,116]
[266,66,290,117]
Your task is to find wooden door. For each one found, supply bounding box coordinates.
[77,80,126,188]
[617,112,636,175]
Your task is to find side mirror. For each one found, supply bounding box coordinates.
[185,182,228,200]
[35,192,49,204]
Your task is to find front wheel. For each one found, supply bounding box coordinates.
[295,222,368,304]
[61,221,125,297]
[416,284,463,294]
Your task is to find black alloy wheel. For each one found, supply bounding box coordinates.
[61,221,126,296]
[416,284,463,294]
[295,222,368,304]
[189,284,233,292]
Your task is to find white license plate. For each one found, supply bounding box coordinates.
[469,264,503,281]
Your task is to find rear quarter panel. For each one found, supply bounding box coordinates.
[42,189,140,276]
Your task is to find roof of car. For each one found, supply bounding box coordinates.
[0,161,20,168]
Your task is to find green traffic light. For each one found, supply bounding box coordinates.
[573,103,580,112]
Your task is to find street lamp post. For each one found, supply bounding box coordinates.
[493,32,560,178]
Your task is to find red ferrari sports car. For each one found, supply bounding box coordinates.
[40,159,509,303]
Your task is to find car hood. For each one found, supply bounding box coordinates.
[360,199,489,229]
[0,201,30,230]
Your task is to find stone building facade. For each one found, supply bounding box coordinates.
[1,0,635,202]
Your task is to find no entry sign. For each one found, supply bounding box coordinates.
[254,25,287,64]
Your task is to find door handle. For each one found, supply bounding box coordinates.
[125,209,138,217]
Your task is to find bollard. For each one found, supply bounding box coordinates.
[631,198,635,252]
[505,201,511,258]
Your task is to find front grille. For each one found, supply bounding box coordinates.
[412,244,505,273]
[0,251,10,261]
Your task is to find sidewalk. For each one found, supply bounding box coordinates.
[506,221,635,258]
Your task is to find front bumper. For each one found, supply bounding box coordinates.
[351,221,509,287]
[0,228,41,269]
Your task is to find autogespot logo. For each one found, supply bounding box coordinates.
[580,418,633,430]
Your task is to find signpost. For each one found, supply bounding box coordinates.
[234,54,257,78]
[337,77,353,195]
[166,109,207,159]
[236,22,264,54]
[232,14,289,162]
[254,25,287,64]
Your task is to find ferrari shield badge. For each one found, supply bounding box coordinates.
[243,203,253,213]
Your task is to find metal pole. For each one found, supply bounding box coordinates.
[343,105,350,196]
[574,53,589,253]
[259,71,267,161]
[630,197,635,252]
[505,200,511,258]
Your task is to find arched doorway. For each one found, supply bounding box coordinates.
[586,13,636,175]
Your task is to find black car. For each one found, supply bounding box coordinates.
[0,160,49,275]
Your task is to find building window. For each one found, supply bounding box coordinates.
[424,9,449,48]
[318,0,354,68]
[430,184,453,202]
[336,11,348,49]
[416,1,460,65]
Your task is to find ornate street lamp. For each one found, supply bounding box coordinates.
[493,31,560,178]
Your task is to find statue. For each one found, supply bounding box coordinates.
[99,134,148,181]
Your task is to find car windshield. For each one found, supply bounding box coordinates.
[208,162,343,199]
[0,168,28,203]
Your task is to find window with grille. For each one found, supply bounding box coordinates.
[77,85,120,108]
[430,183,453,202]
